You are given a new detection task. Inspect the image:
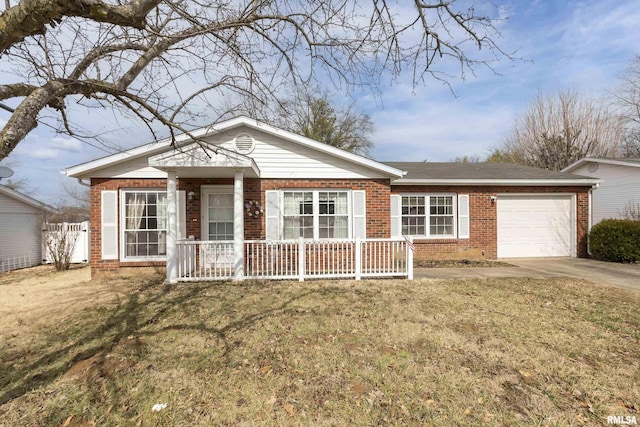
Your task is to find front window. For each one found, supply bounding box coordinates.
[401,196,426,236]
[283,191,314,239]
[123,190,167,258]
[429,195,454,236]
[319,191,349,238]
[402,194,455,237]
[283,190,350,239]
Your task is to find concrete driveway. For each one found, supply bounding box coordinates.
[414,258,640,292]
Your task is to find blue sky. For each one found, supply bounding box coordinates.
[1,0,639,206]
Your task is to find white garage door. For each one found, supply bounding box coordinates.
[497,195,574,258]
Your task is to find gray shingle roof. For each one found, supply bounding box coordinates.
[383,162,595,182]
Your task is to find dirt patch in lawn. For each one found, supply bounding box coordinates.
[414,258,514,268]
[0,265,134,336]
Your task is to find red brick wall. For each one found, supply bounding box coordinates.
[90,178,591,278]
[391,185,590,260]
[179,178,391,240]
[90,177,391,277]
[90,178,169,278]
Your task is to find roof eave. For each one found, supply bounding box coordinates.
[66,116,404,179]
[0,185,58,213]
[391,178,601,186]
[562,157,640,172]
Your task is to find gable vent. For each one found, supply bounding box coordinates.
[234,134,255,154]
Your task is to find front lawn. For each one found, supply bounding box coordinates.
[1,276,638,426]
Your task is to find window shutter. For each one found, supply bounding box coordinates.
[101,190,118,259]
[265,190,280,240]
[390,194,401,237]
[177,190,186,240]
[352,190,366,239]
[458,194,470,239]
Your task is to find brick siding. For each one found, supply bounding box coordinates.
[90,178,591,277]
[391,185,590,260]
[90,177,390,277]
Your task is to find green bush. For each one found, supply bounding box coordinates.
[589,219,640,263]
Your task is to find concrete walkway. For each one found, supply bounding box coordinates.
[414,257,640,292]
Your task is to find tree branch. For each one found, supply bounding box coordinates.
[0,0,160,52]
[0,82,39,100]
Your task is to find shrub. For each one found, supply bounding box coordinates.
[589,219,640,263]
[44,223,80,271]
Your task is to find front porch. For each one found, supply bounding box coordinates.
[148,143,412,283]
[175,238,413,282]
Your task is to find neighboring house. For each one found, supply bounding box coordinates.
[65,117,598,282]
[563,158,640,225]
[0,184,57,272]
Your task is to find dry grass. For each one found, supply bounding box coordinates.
[1,276,639,426]
[413,259,514,268]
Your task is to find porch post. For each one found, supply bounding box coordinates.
[233,170,245,281]
[166,170,178,283]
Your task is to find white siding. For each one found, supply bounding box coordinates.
[0,192,44,270]
[90,157,167,179]
[572,162,640,224]
[222,128,384,178]
[88,126,389,179]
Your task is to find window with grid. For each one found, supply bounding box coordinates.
[282,191,350,239]
[429,195,454,236]
[401,196,426,236]
[401,194,455,238]
[123,190,167,258]
[283,191,314,239]
[318,191,349,238]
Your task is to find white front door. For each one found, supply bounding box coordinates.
[201,187,234,267]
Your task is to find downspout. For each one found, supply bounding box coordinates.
[587,183,599,257]
[76,178,90,187]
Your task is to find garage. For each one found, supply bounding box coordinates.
[497,194,575,258]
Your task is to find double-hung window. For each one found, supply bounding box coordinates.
[122,190,168,259]
[283,190,349,239]
[401,194,455,238]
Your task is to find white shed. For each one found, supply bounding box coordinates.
[0,185,57,272]
[563,158,640,224]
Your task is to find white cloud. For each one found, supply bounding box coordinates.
[51,136,83,152]
[32,148,60,160]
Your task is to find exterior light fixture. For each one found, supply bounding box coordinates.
[188,190,196,200]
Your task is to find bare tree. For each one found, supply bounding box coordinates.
[496,90,624,171]
[0,158,30,192]
[619,201,640,221]
[614,56,640,157]
[280,92,374,155]
[1,0,513,160]
[43,222,80,271]
[451,154,482,163]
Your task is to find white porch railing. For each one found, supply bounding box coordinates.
[176,238,413,282]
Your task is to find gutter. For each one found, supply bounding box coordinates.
[391,179,600,186]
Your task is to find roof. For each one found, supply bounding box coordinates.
[66,116,404,179]
[562,157,640,173]
[384,162,599,186]
[0,184,57,213]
